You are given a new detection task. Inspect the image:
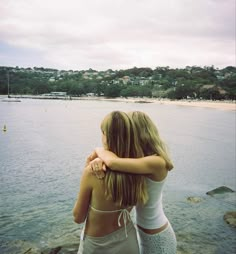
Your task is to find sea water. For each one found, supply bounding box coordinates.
[0,99,235,253]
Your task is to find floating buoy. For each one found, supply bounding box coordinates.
[3,125,7,132]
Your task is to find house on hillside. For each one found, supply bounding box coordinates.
[120,76,130,84]
[50,92,67,96]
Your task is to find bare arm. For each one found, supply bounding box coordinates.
[95,147,167,176]
[73,166,93,224]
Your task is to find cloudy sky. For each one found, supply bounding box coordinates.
[0,0,235,71]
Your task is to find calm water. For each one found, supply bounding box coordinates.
[0,99,235,253]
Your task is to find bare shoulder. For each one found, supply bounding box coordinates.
[82,166,104,188]
[82,166,93,178]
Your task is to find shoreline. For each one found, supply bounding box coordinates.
[1,95,235,111]
[91,97,236,111]
[72,96,236,111]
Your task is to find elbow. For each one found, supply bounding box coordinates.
[74,216,84,224]
[73,210,86,224]
[73,213,86,224]
[167,162,174,171]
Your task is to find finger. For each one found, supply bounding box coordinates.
[94,163,99,171]
[97,171,105,179]
[94,170,105,179]
[102,164,106,171]
[89,161,97,171]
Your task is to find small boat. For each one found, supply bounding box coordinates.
[1,71,21,102]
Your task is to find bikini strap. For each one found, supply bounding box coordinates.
[89,205,124,213]
[118,209,131,238]
[89,205,132,237]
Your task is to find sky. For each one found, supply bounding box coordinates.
[0,0,235,71]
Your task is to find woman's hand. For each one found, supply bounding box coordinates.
[85,150,97,167]
[89,158,106,179]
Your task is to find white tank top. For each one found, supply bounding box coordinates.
[136,177,168,229]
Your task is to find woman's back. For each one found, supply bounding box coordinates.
[74,111,148,254]
[84,169,133,237]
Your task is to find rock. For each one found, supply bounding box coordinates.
[0,239,41,254]
[49,246,62,254]
[206,186,235,196]
[176,232,218,254]
[187,197,203,203]
[41,244,79,254]
[224,211,236,227]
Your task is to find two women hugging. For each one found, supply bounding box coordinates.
[73,111,177,254]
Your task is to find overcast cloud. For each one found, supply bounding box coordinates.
[0,0,235,70]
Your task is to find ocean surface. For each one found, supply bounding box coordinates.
[0,98,235,253]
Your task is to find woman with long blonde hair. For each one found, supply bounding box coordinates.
[73,111,148,254]
[91,111,177,254]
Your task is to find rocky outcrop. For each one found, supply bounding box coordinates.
[48,246,62,254]
[0,240,79,254]
[206,186,235,196]
[224,211,236,228]
[187,196,203,203]
[40,243,79,254]
[0,240,41,254]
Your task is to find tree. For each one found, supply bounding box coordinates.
[104,84,121,97]
[120,86,139,97]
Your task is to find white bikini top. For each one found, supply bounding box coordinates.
[89,205,132,237]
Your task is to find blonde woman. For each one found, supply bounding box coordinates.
[73,111,148,254]
[91,111,177,254]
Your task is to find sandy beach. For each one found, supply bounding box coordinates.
[78,96,236,111]
[152,99,236,111]
[2,94,235,111]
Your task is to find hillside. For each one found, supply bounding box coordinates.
[0,66,235,100]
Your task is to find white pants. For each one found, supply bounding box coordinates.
[138,223,177,254]
[78,222,140,254]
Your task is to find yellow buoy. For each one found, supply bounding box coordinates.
[3,125,7,132]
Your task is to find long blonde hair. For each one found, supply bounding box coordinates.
[129,111,173,170]
[101,111,148,206]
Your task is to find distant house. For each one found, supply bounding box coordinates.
[49,77,55,82]
[120,76,130,84]
[201,85,215,90]
[50,92,67,96]
[139,77,150,86]
[41,92,67,97]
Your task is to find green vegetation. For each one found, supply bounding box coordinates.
[0,65,235,100]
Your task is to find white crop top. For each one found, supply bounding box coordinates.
[136,177,168,229]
